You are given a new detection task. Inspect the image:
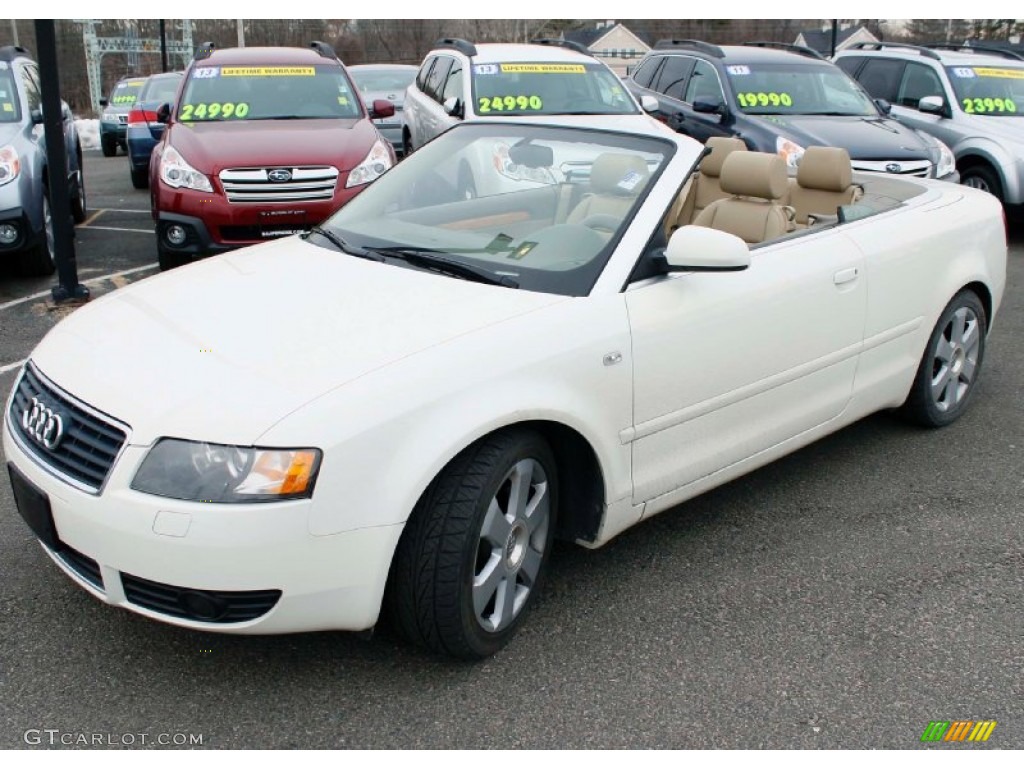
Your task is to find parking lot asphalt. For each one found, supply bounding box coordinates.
[0,151,1022,749]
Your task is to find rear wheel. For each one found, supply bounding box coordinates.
[901,289,987,427]
[386,428,558,659]
[18,191,55,277]
[130,166,148,190]
[101,134,117,158]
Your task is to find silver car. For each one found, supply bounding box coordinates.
[0,45,86,276]
[347,64,416,157]
[836,42,1024,208]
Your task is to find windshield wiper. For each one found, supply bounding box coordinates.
[305,226,383,261]
[368,247,519,288]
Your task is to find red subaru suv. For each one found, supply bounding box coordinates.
[149,41,395,270]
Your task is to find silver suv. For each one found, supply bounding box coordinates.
[835,42,1024,208]
[0,45,86,276]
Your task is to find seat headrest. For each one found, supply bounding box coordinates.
[700,136,748,178]
[590,153,649,196]
[720,152,788,200]
[797,146,853,192]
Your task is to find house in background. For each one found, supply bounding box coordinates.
[562,21,650,74]
[795,25,879,55]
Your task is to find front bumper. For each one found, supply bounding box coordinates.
[3,411,403,634]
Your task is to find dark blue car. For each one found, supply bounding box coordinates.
[127,71,183,189]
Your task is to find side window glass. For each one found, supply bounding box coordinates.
[632,56,662,89]
[835,57,863,77]
[416,57,436,91]
[856,59,905,103]
[898,62,945,108]
[20,65,41,112]
[683,59,723,104]
[425,57,453,103]
[654,56,692,100]
[442,64,463,104]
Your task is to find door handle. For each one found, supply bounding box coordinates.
[833,267,859,286]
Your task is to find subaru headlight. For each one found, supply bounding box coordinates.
[492,143,556,184]
[131,439,322,503]
[346,139,392,188]
[934,138,956,179]
[0,145,21,186]
[776,137,805,169]
[159,146,213,192]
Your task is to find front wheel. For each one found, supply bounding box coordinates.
[101,135,117,158]
[961,164,1003,202]
[900,289,987,427]
[402,129,413,157]
[386,429,558,659]
[18,191,55,276]
[71,166,87,224]
[157,242,191,271]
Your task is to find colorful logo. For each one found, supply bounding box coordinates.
[921,721,997,742]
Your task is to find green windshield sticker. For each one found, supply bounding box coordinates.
[180,101,250,120]
[962,97,1017,113]
[737,91,793,108]
[111,94,136,104]
[477,95,543,113]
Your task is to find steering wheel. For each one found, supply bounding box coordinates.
[581,214,621,234]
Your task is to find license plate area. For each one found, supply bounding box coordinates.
[7,462,59,549]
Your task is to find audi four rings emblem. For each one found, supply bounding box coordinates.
[268,169,292,183]
[21,396,65,451]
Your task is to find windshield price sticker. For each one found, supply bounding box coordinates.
[193,67,219,79]
[727,65,751,76]
[499,63,586,74]
[474,64,499,75]
[477,95,543,113]
[738,91,793,108]
[973,67,1024,80]
[180,101,250,120]
[111,94,136,104]
[221,66,315,77]
[962,97,1017,113]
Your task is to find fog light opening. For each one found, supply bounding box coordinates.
[179,590,228,621]
[0,223,18,245]
[165,224,188,246]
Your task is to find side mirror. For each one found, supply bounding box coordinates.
[442,96,463,119]
[693,98,725,115]
[874,98,892,116]
[155,103,171,124]
[918,95,946,116]
[371,98,396,119]
[30,108,43,125]
[640,94,658,113]
[657,225,750,273]
[99,97,109,107]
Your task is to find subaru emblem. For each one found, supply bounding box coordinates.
[268,169,293,183]
[885,163,902,174]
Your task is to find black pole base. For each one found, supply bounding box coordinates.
[51,283,91,304]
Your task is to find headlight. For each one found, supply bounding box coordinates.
[159,146,213,192]
[934,138,956,179]
[776,137,805,169]
[131,439,322,503]
[492,143,556,184]
[0,145,20,186]
[346,139,392,188]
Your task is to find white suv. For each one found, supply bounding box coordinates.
[403,38,644,155]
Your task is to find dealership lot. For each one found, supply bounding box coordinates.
[0,150,1022,748]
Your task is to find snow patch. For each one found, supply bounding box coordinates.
[76,118,100,150]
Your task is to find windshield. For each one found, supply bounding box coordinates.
[471,62,638,116]
[178,63,360,121]
[109,78,145,107]
[724,62,878,116]
[139,74,182,105]
[349,68,415,94]
[946,65,1024,116]
[0,69,20,123]
[321,124,673,296]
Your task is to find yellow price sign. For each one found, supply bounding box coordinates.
[221,66,315,77]
[973,67,1024,80]
[499,63,585,74]
[2,103,13,112]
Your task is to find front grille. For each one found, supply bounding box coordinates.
[121,573,281,623]
[8,363,129,494]
[853,159,932,178]
[219,166,339,204]
[54,543,104,590]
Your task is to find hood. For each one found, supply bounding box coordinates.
[30,237,564,446]
[0,123,20,145]
[167,117,381,173]
[956,114,1024,146]
[750,114,931,160]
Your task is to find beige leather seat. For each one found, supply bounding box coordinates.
[665,136,748,234]
[566,153,649,226]
[693,152,792,244]
[789,146,860,228]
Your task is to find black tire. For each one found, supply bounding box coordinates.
[402,129,413,157]
[17,191,55,277]
[900,289,987,428]
[130,166,148,190]
[960,163,1003,202]
[457,162,477,201]
[386,428,559,659]
[70,161,87,224]
[157,242,191,271]
[101,135,117,158]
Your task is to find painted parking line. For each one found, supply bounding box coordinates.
[75,208,153,234]
[0,358,26,375]
[78,225,154,234]
[92,208,150,214]
[0,262,158,312]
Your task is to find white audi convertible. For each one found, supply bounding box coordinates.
[4,117,1007,658]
